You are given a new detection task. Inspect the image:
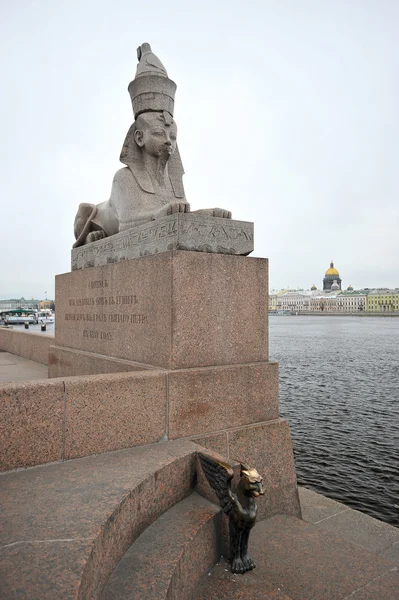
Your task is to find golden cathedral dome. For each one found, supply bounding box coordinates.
[325,261,339,276]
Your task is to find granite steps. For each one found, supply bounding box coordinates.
[1,440,398,599]
[0,439,202,599]
[101,492,221,600]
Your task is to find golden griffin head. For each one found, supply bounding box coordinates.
[240,464,264,497]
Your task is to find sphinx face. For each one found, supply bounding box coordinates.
[135,113,177,159]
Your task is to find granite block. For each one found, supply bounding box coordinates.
[55,252,173,368]
[63,370,168,459]
[0,540,93,600]
[378,541,399,565]
[71,213,254,270]
[80,447,195,598]
[193,558,292,599]
[0,379,64,471]
[227,418,301,519]
[171,251,268,368]
[168,362,278,439]
[48,344,155,377]
[0,352,48,383]
[345,569,399,599]
[54,251,268,373]
[248,515,398,600]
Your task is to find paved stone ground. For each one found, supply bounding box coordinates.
[1,352,398,597]
[0,351,48,382]
[299,487,399,565]
[195,488,399,599]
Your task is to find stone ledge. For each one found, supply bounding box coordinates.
[48,344,156,378]
[71,213,254,270]
[299,486,399,562]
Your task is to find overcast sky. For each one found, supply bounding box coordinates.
[1,0,398,299]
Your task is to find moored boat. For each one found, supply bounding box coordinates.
[0,309,38,324]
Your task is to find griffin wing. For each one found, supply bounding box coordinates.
[198,453,235,514]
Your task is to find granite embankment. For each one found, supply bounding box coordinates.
[0,327,52,365]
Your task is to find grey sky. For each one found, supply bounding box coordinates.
[1,0,398,299]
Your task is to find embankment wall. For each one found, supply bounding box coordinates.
[0,327,52,365]
[0,363,299,520]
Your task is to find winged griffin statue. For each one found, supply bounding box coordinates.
[198,453,264,574]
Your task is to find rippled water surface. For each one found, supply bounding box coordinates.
[269,316,399,526]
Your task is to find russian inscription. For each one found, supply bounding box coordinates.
[65,278,148,341]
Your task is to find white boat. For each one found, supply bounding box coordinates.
[37,309,55,324]
[0,309,38,324]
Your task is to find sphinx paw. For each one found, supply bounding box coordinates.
[167,201,190,214]
[86,231,106,244]
[212,208,232,219]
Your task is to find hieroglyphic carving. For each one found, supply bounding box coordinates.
[71,214,254,270]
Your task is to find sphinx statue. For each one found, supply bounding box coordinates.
[73,43,232,248]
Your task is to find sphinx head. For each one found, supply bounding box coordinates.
[133,111,177,160]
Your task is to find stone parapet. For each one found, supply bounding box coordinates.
[0,361,278,470]
[71,214,254,271]
[0,327,52,365]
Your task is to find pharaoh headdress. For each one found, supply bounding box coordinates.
[120,43,184,198]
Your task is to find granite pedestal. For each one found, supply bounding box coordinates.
[51,249,268,374]
[49,241,300,521]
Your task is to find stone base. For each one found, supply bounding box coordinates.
[55,250,268,371]
[71,214,254,271]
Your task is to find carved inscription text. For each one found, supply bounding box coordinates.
[65,278,148,341]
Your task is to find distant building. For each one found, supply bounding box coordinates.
[38,300,53,310]
[0,298,38,311]
[367,290,399,312]
[268,293,278,312]
[336,291,368,312]
[309,293,340,312]
[278,291,311,312]
[323,261,342,291]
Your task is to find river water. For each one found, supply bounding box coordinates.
[269,315,399,527]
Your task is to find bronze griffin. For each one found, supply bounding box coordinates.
[198,453,264,574]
